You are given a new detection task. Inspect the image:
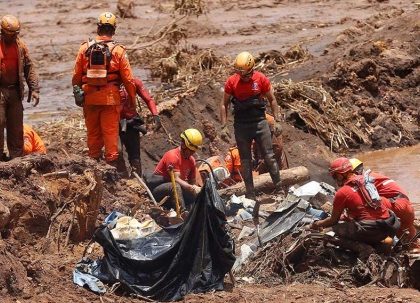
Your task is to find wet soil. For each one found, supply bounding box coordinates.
[0,0,419,302]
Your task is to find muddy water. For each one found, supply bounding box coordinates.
[356,144,420,217]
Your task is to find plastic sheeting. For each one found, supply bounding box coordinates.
[75,177,235,301]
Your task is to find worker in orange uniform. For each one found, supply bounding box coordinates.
[119,77,160,174]
[144,129,203,211]
[225,146,242,182]
[23,124,46,155]
[220,51,283,223]
[0,15,39,160]
[349,158,418,248]
[72,12,135,166]
[311,158,400,246]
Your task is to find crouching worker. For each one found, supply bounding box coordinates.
[23,124,46,155]
[311,157,400,247]
[144,129,203,211]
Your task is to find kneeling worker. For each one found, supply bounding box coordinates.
[311,158,400,247]
[23,124,46,155]
[145,129,203,211]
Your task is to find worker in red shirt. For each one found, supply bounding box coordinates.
[220,51,282,222]
[311,157,400,245]
[350,158,418,247]
[119,77,160,174]
[144,129,203,211]
[0,15,39,159]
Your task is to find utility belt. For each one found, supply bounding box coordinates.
[231,95,266,123]
[389,193,408,203]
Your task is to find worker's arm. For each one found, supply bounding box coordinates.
[71,45,85,87]
[220,92,231,127]
[118,47,136,108]
[21,40,39,94]
[311,192,345,229]
[173,171,196,193]
[134,78,158,115]
[264,86,280,122]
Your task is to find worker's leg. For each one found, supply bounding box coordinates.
[152,182,186,211]
[5,88,23,159]
[125,125,141,174]
[392,198,417,244]
[84,105,104,160]
[100,105,120,163]
[333,220,389,245]
[234,123,255,199]
[0,90,6,157]
[254,119,281,188]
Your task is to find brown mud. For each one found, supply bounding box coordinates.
[0,0,419,302]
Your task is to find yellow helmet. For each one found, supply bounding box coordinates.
[349,158,363,170]
[1,15,20,34]
[98,12,117,28]
[234,51,255,74]
[180,129,203,152]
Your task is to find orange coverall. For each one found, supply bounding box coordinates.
[23,124,46,155]
[225,147,242,182]
[72,35,135,162]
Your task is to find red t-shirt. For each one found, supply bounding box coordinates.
[0,40,19,85]
[370,172,407,198]
[333,183,390,221]
[224,71,271,101]
[154,147,196,182]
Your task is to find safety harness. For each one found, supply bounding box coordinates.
[84,39,119,86]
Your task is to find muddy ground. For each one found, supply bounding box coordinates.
[0,0,419,302]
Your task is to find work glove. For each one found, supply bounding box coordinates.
[153,115,162,130]
[191,185,202,195]
[273,120,282,136]
[221,125,230,141]
[31,91,40,107]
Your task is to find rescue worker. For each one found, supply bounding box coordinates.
[0,15,39,159]
[119,77,160,174]
[253,113,289,173]
[220,51,282,205]
[311,157,400,246]
[225,146,242,182]
[72,12,136,166]
[145,129,203,211]
[23,124,46,155]
[349,158,418,247]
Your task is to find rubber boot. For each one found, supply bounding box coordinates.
[241,161,256,200]
[264,156,283,194]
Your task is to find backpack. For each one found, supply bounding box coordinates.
[84,39,117,86]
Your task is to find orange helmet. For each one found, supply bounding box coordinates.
[234,51,255,75]
[329,157,353,175]
[1,15,20,34]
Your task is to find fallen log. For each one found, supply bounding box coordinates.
[218,166,309,197]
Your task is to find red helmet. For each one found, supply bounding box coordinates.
[329,157,353,175]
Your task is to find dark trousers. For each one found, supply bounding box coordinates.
[144,173,195,211]
[0,87,23,159]
[234,119,280,197]
[120,126,140,162]
[333,212,400,245]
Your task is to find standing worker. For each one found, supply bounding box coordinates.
[144,129,203,211]
[72,12,136,166]
[119,77,160,174]
[0,15,39,159]
[220,51,282,221]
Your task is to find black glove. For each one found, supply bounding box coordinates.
[153,115,162,130]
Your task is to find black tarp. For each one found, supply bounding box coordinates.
[77,177,236,301]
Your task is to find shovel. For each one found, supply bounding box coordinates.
[253,200,263,247]
[168,165,181,218]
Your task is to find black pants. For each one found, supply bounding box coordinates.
[234,119,280,197]
[120,125,140,162]
[144,173,195,211]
